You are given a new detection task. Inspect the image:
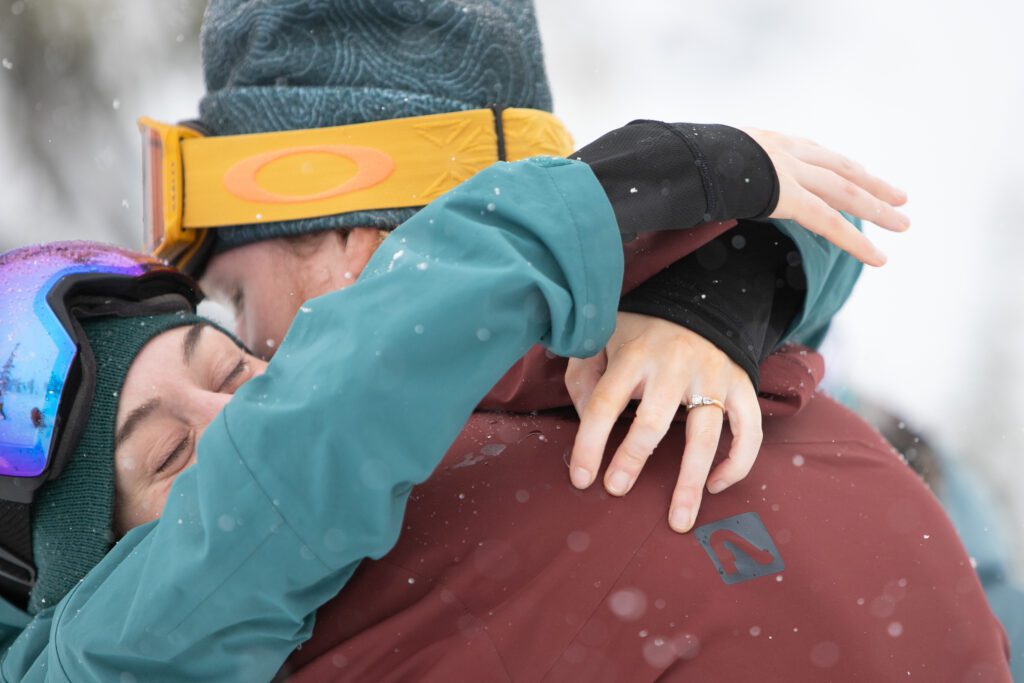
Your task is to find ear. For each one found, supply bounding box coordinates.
[338,228,387,281]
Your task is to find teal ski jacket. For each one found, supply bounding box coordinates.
[0,157,861,681]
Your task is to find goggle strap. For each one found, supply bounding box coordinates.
[0,500,35,605]
[70,292,196,321]
[490,105,508,162]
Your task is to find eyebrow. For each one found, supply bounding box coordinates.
[115,398,162,448]
[182,322,209,367]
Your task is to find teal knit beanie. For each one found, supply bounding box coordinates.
[28,312,204,614]
[199,0,553,255]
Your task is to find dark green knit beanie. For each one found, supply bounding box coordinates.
[198,0,553,256]
[28,312,204,614]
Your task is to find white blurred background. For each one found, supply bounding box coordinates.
[1,0,1021,577]
[535,0,1024,579]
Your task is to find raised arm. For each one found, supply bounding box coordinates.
[565,120,899,532]
[576,120,907,265]
[1,158,624,682]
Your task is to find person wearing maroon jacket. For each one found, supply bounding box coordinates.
[279,294,1010,682]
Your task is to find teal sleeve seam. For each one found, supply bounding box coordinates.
[46,581,77,681]
[542,163,595,352]
[162,532,290,641]
[219,414,333,574]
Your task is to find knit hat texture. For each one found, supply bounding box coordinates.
[28,312,204,614]
[198,0,553,254]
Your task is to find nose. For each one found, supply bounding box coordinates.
[237,326,278,361]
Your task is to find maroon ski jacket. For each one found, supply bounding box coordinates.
[280,226,1011,682]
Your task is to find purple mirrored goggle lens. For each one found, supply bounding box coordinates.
[0,242,172,478]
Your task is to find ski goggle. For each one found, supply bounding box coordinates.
[139,107,574,276]
[0,242,198,500]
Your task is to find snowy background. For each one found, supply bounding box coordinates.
[1,0,1021,577]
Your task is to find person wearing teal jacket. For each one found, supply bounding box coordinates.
[0,157,626,681]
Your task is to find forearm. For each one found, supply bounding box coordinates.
[577,119,864,355]
[574,120,779,236]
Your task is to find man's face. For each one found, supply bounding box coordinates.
[200,229,383,357]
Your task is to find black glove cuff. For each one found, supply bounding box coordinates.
[662,122,780,221]
[618,222,807,392]
[572,120,780,237]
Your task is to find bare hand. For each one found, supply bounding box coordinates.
[742,127,909,267]
[566,313,762,533]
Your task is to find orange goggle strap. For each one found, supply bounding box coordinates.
[140,108,573,267]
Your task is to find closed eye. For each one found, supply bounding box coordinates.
[217,358,249,393]
[156,434,191,475]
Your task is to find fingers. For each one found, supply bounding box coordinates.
[786,179,888,267]
[569,349,646,490]
[791,144,908,208]
[668,398,726,533]
[566,314,765,537]
[747,127,909,265]
[602,367,689,497]
[796,163,910,233]
[706,382,762,494]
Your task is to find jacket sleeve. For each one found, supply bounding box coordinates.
[574,120,779,236]
[0,158,624,682]
[479,122,862,412]
[771,214,863,349]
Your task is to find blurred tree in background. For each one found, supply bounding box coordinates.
[0,0,204,251]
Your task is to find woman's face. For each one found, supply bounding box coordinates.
[111,323,268,535]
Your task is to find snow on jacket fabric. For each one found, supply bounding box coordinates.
[0,157,627,681]
[281,345,1011,682]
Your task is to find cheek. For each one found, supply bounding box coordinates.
[115,480,173,535]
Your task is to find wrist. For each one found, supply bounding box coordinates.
[663,122,780,221]
[619,283,761,389]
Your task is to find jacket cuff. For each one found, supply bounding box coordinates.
[535,158,624,357]
[572,120,779,237]
[667,123,779,220]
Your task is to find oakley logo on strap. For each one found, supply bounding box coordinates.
[223,145,395,204]
[694,512,784,585]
